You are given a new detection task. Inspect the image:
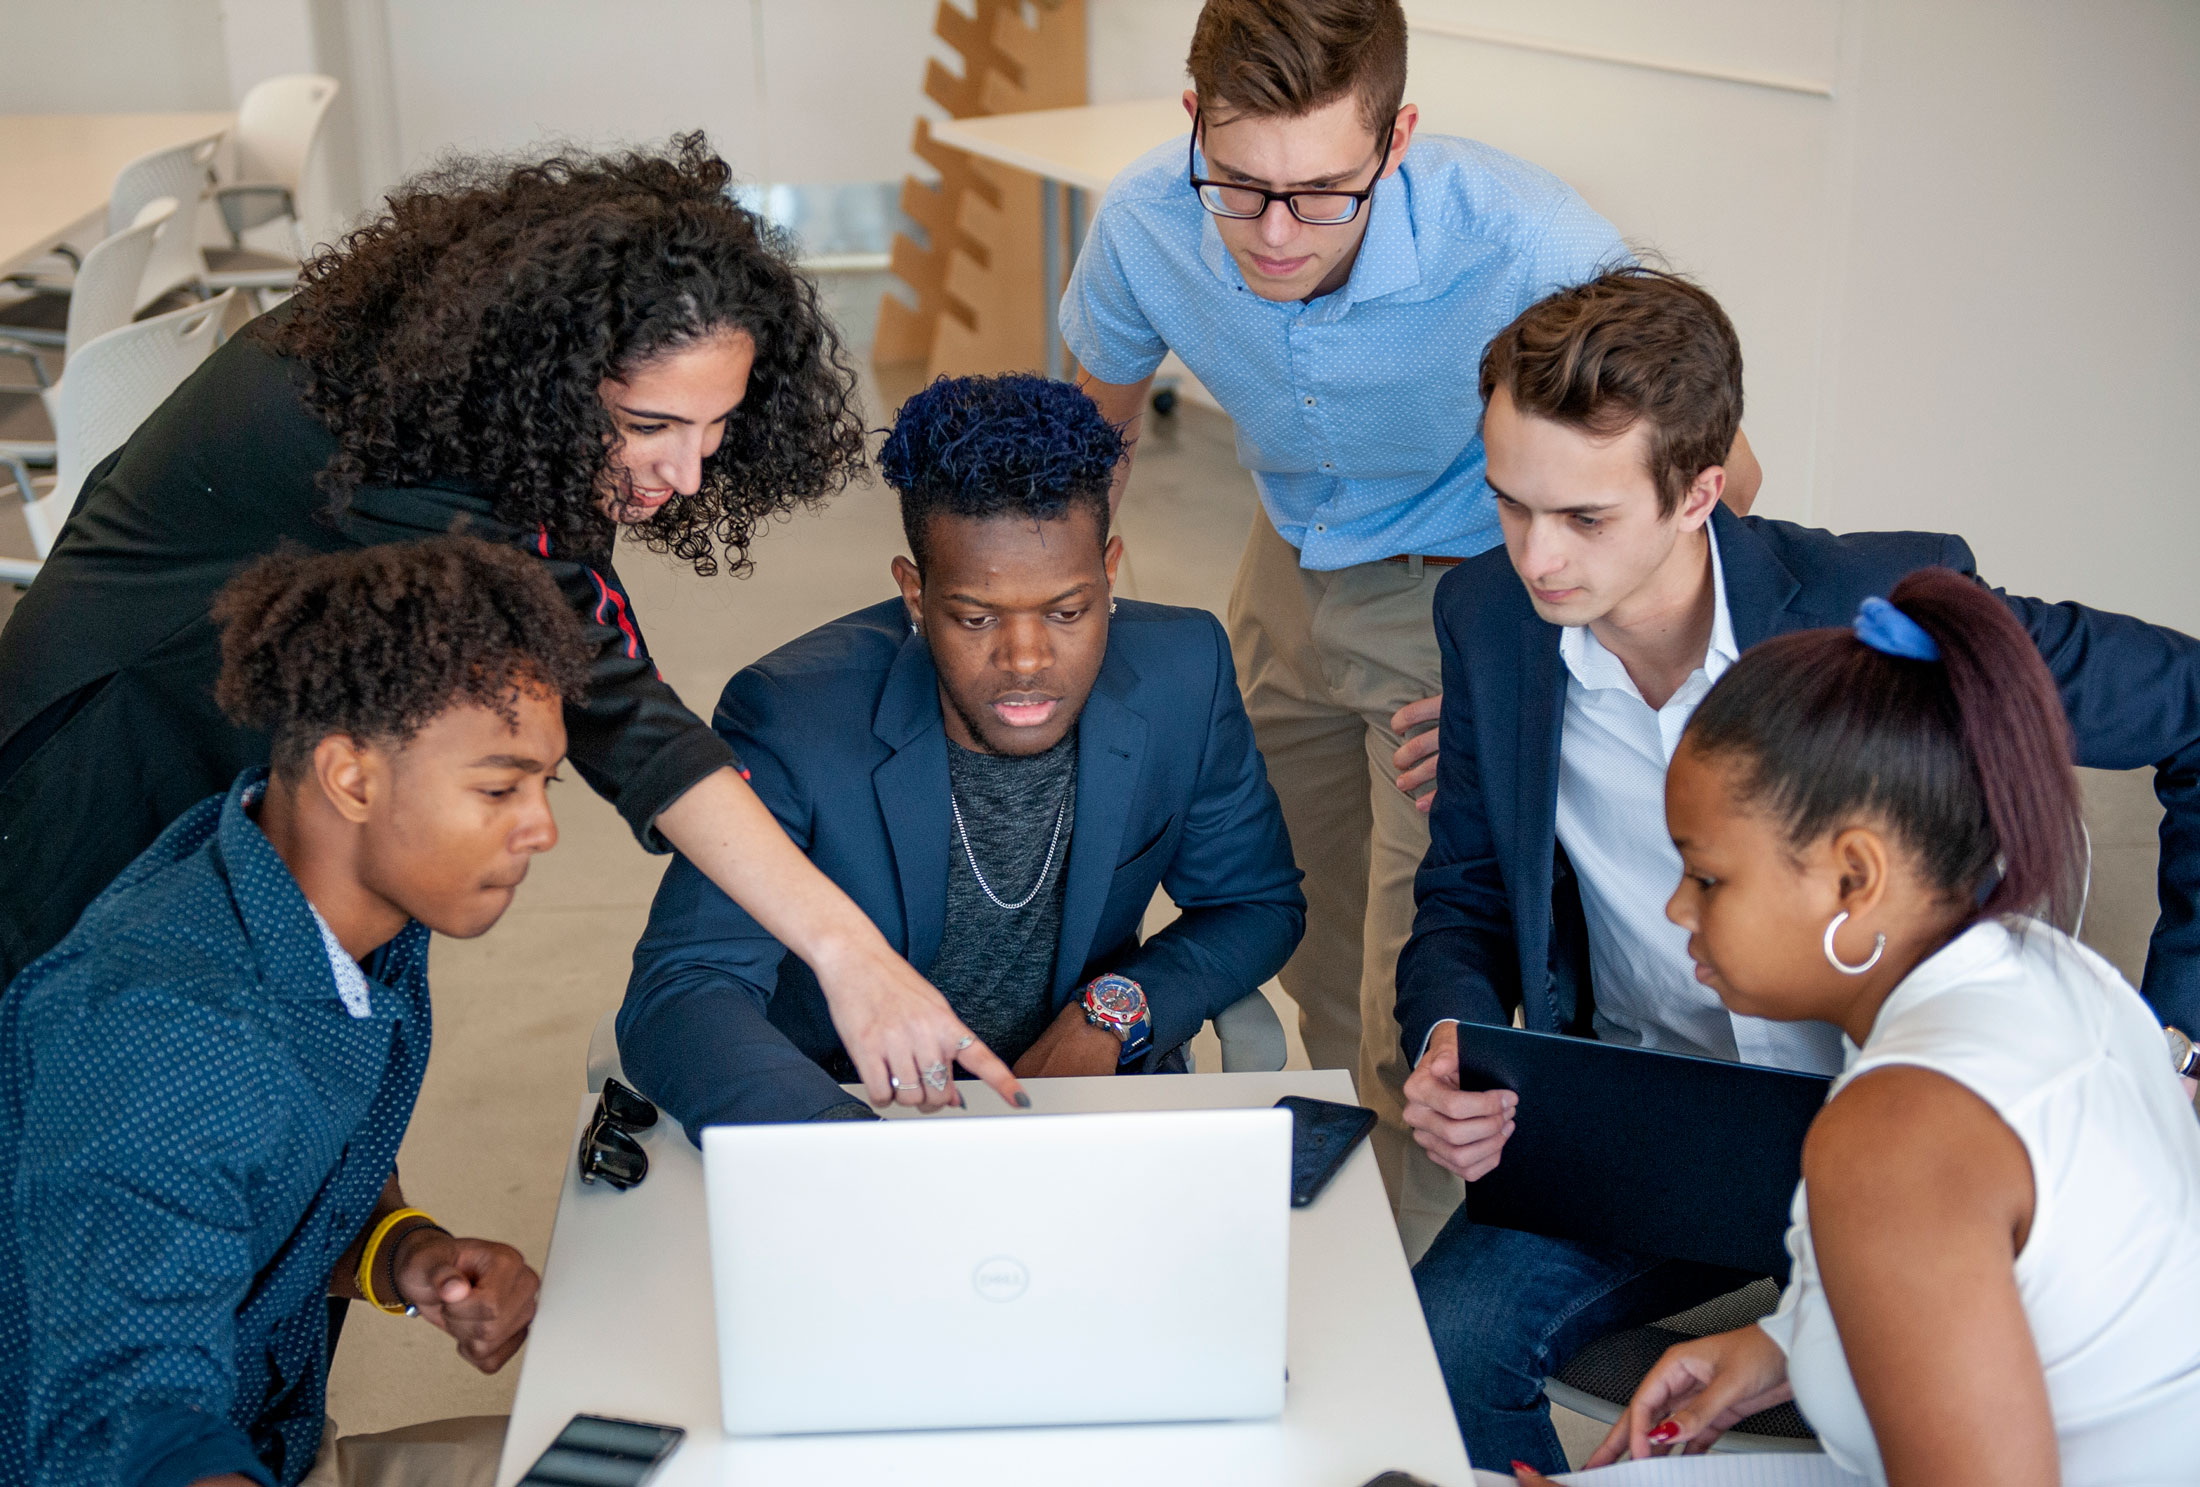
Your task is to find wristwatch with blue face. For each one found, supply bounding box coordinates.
[1082,974,1151,1064]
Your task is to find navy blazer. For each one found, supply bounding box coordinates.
[621,599,1306,1133]
[1396,504,2200,1059]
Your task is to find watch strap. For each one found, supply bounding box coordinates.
[1115,1016,1152,1064]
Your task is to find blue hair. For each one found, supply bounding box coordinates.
[880,374,1125,569]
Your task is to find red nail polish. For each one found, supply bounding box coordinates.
[1510,1461,1537,1477]
[1647,1420,1682,1445]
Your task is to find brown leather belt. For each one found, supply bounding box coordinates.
[1379,553,1466,568]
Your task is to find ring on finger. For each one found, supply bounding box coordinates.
[887,1074,903,1092]
[921,1061,950,1092]
[955,1035,975,1051]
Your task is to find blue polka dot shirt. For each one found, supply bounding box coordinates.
[0,768,434,1487]
[1061,132,1630,570]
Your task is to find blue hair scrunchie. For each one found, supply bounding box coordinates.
[1853,596,1941,662]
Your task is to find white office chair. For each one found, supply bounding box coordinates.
[0,291,233,585]
[202,74,341,304]
[0,136,220,345]
[582,989,1291,1096]
[113,136,223,313]
[0,199,174,468]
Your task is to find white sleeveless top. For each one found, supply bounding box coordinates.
[1757,919,2200,1485]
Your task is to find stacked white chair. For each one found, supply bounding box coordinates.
[203,74,342,305]
[112,136,224,314]
[0,199,174,470]
[1,291,234,586]
[0,135,220,345]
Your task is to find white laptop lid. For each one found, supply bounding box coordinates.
[702,1106,1291,1436]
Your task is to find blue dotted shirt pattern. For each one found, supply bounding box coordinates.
[0,768,434,1487]
[1060,132,1630,570]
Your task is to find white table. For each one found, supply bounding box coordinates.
[929,98,1187,197]
[0,112,233,278]
[930,99,1187,382]
[498,1069,1475,1486]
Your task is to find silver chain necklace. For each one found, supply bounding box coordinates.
[949,776,1073,911]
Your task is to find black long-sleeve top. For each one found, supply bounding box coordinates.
[0,314,735,982]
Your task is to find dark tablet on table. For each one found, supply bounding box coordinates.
[1451,1020,1833,1280]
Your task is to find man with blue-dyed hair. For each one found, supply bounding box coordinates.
[1061,0,1760,1252]
[618,375,1306,1131]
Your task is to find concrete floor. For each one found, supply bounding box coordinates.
[0,273,2174,1467]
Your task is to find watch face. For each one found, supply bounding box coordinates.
[2169,1026,2195,1075]
[1085,976,1145,1028]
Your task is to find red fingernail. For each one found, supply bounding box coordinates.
[1647,1420,1681,1444]
[1510,1462,1536,1477]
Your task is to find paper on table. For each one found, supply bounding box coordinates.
[1472,1455,1867,1487]
[1555,1454,1867,1486]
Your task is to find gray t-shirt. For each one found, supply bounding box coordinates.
[928,733,1078,1065]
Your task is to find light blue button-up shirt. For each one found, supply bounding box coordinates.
[1062,133,1628,571]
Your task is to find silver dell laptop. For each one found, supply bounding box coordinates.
[701,1107,1292,1435]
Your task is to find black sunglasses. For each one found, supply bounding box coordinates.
[578,1077,658,1191]
[1187,111,1393,226]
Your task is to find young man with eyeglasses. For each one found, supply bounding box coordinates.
[617,376,1305,1132]
[0,539,587,1487]
[1062,0,1758,1252]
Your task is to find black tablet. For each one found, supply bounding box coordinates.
[1450,1021,1833,1279]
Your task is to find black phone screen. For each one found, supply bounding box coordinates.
[1275,1094,1378,1208]
[516,1414,684,1487]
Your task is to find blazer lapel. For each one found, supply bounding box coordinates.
[1713,504,1805,650]
[872,635,952,973]
[1512,612,1567,1027]
[1052,657,1146,1000]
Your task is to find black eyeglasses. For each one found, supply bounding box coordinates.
[1187,112,1393,226]
[578,1077,658,1191]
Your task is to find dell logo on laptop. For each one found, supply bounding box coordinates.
[971,1256,1030,1302]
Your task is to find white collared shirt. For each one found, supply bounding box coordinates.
[243,776,374,1020]
[309,905,375,1020]
[1553,524,1846,1075]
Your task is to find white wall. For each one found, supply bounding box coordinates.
[1813,0,2200,621]
[374,0,936,191]
[4,0,232,112]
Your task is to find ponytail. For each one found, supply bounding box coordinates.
[1684,567,2083,925]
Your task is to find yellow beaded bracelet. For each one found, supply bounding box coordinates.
[356,1206,437,1315]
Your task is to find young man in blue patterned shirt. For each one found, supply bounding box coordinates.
[1062,0,1760,1252]
[0,538,589,1487]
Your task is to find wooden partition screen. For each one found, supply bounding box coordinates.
[875,0,1086,384]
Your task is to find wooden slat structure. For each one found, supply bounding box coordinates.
[875,0,1087,381]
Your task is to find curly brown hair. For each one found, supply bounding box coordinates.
[212,537,592,777]
[256,132,867,575]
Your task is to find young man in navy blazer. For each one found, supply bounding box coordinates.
[619,375,1305,1132]
[1397,269,2200,1472]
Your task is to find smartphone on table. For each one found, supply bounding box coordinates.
[515,1414,684,1486]
[1275,1094,1378,1208]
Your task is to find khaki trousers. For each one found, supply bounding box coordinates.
[298,1414,506,1487]
[1227,515,1463,1259]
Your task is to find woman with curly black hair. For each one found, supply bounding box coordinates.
[0,133,1024,1109]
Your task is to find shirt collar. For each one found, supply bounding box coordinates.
[1195,145,1423,313]
[1559,520,1740,696]
[223,768,386,1019]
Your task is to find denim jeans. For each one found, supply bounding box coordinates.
[1412,1205,1762,1473]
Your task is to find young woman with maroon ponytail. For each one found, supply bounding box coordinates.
[1569,568,2200,1487]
